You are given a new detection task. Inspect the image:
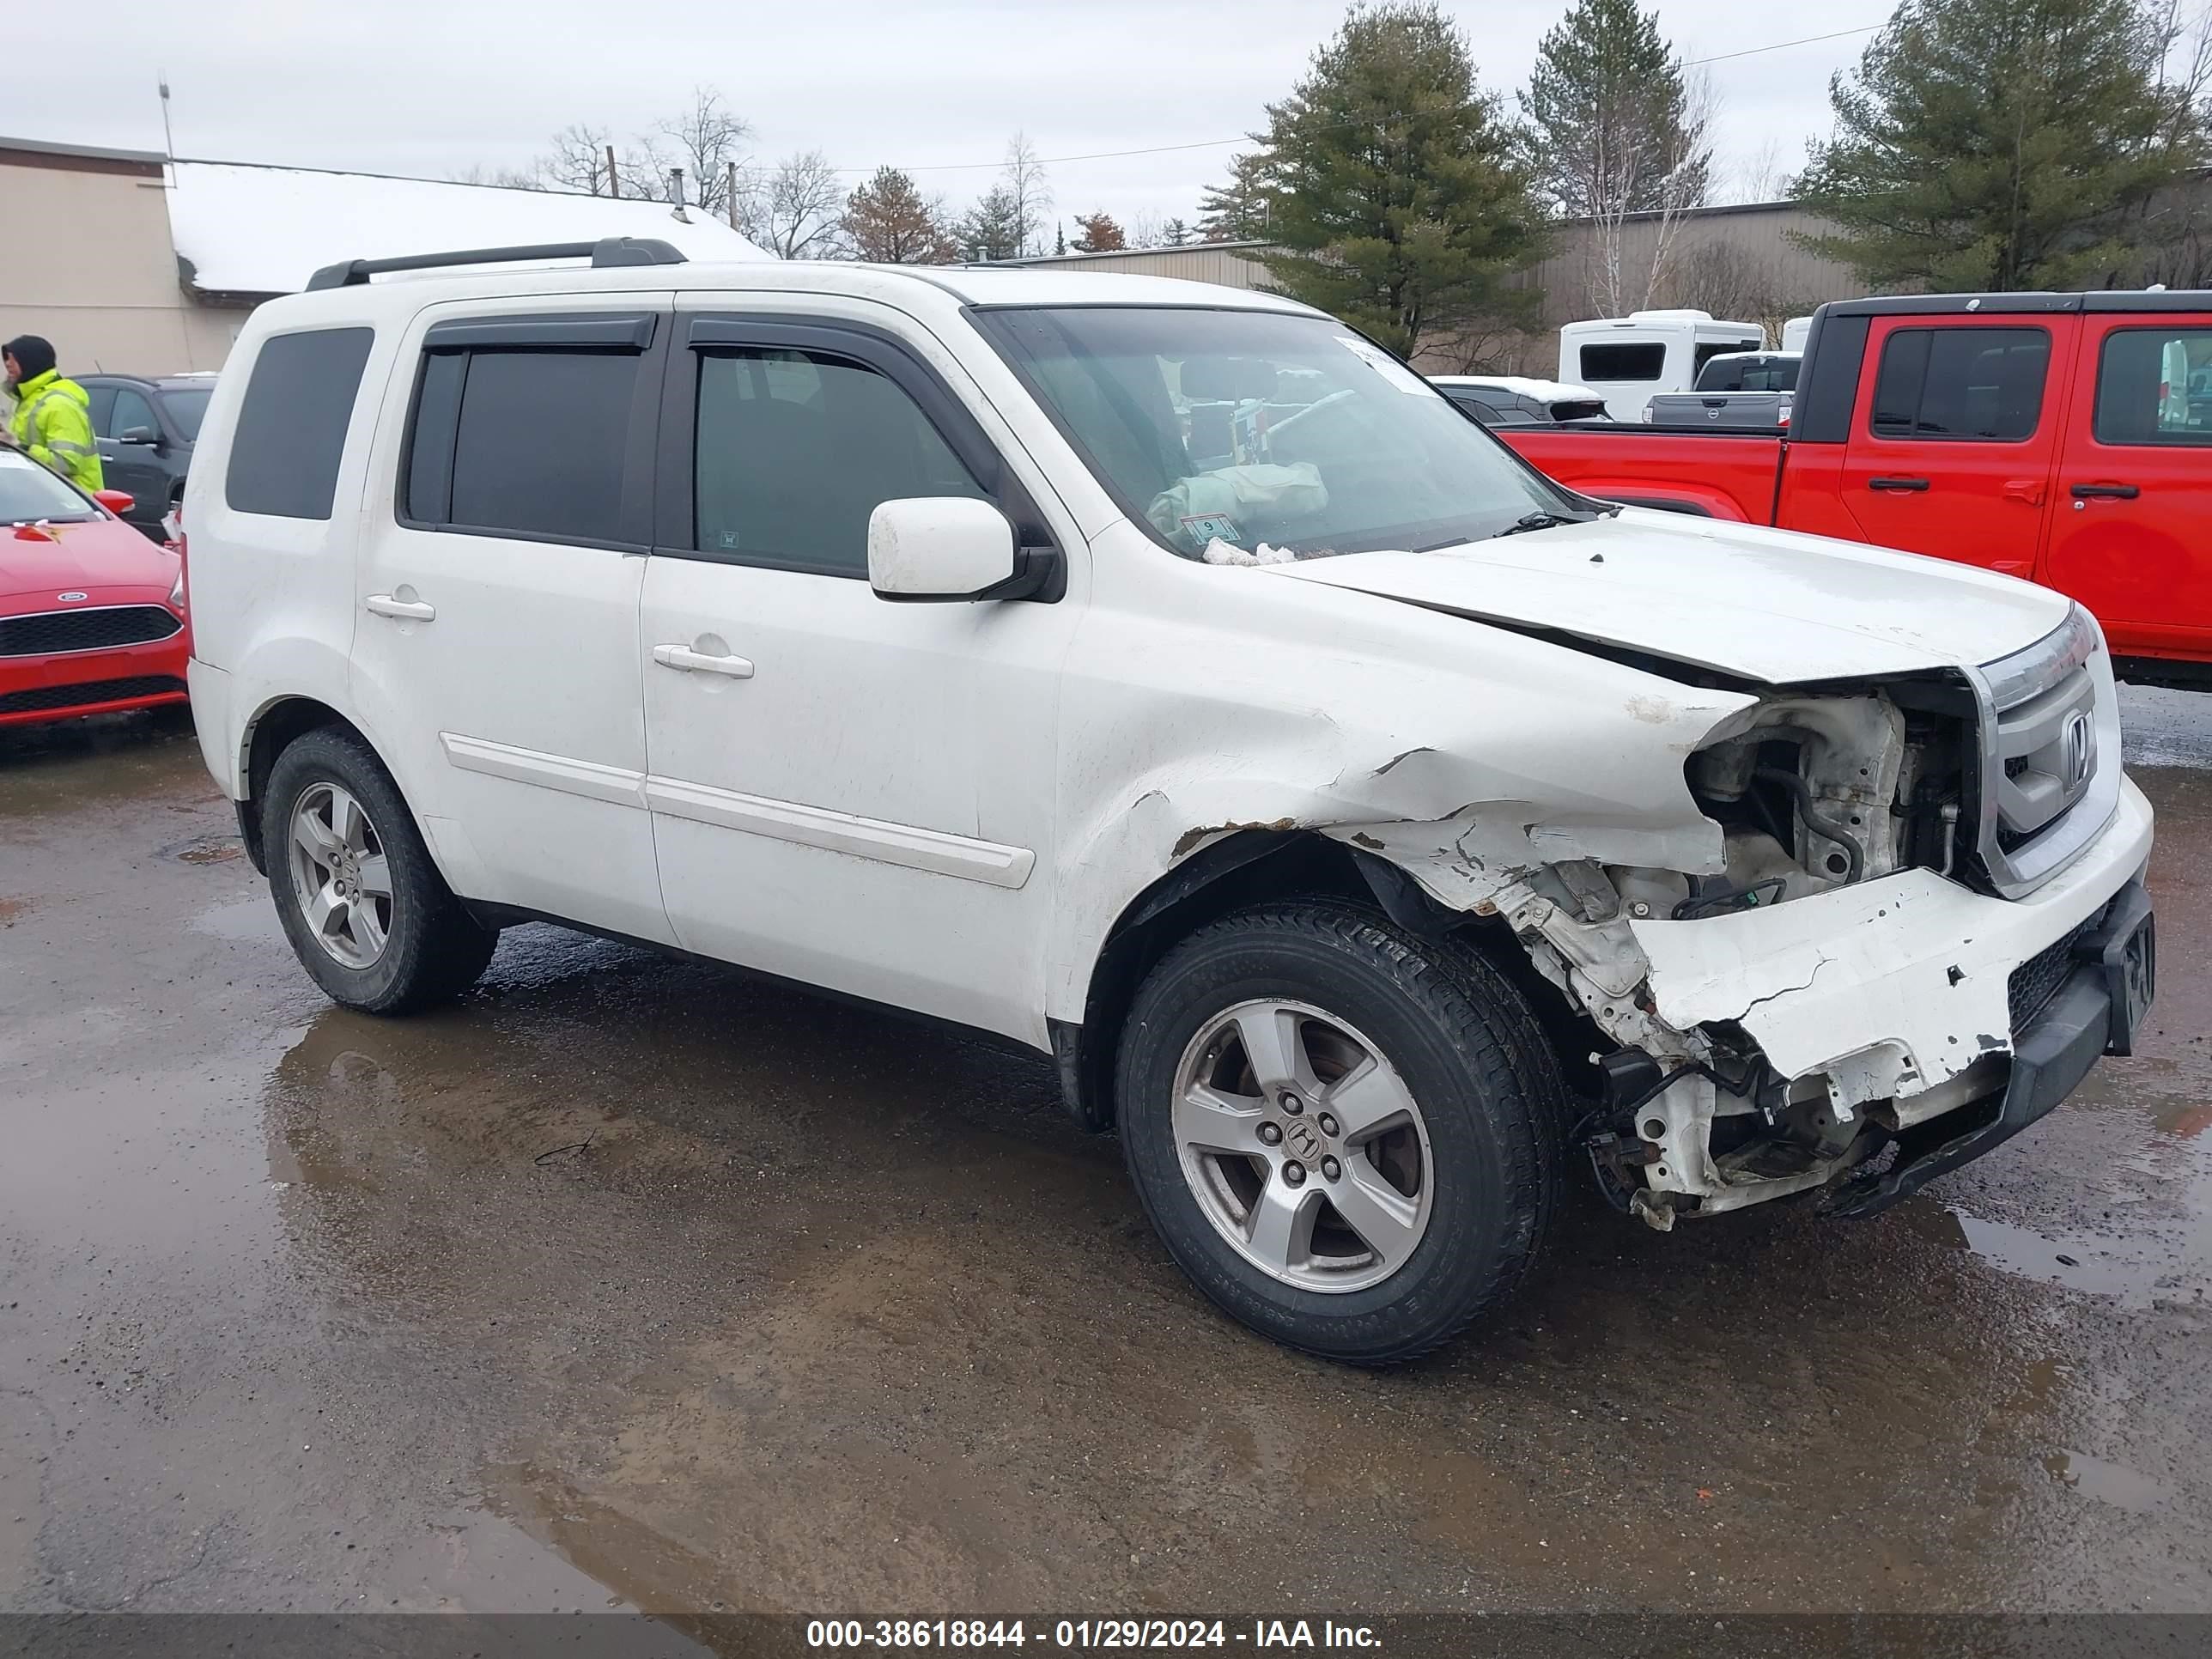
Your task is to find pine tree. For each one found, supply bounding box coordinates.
[1794,0,2207,290]
[1161,216,1193,246]
[843,167,958,264]
[1249,1,1547,356]
[1521,0,1710,218]
[1198,150,1276,240]
[957,185,1028,263]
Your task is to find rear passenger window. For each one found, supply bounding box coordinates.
[404,347,640,544]
[225,327,374,519]
[1871,327,2049,441]
[2094,328,2212,445]
[1579,343,1665,381]
[692,349,988,575]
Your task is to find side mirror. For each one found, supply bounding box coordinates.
[95,489,136,516]
[118,427,160,447]
[868,496,1059,603]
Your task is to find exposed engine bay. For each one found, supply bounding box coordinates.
[1305,608,2144,1230]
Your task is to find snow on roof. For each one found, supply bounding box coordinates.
[167,161,769,295]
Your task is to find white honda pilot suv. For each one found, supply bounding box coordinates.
[185,240,2156,1362]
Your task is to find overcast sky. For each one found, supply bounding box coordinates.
[11,1,1888,229]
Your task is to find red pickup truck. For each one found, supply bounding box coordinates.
[1498,291,2212,684]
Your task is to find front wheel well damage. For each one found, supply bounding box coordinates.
[1054,829,1607,1133]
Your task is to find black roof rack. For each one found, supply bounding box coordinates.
[304,237,687,292]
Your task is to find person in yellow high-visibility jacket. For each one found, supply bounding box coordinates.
[3,336,103,492]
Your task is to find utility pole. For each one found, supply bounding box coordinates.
[726,161,739,230]
[157,72,176,170]
[605,143,619,198]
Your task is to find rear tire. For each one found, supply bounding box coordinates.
[1115,899,1564,1364]
[262,726,497,1014]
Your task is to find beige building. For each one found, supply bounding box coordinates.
[1,137,239,375]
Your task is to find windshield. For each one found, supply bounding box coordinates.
[0,453,98,525]
[162,388,212,441]
[978,307,1588,558]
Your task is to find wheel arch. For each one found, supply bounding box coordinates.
[236,696,396,875]
[1052,830,1598,1133]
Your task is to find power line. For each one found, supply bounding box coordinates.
[1684,22,1883,66]
[828,20,1889,177]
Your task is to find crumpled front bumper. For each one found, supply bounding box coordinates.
[1820,875,2154,1216]
[1624,776,2154,1206]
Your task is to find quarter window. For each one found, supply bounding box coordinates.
[226,327,375,520]
[1870,326,2049,441]
[2094,327,2212,445]
[692,348,987,576]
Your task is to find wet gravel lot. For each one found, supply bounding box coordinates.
[3,691,2208,1620]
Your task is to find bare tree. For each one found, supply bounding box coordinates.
[1635,67,1719,313]
[1000,132,1054,256]
[1728,135,1792,206]
[532,123,617,194]
[1124,210,1165,250]
[1663,239,1826,337]
[742,150,850,258]
[659,87,753,216]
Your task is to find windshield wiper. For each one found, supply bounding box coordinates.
[1491,511,1583,538]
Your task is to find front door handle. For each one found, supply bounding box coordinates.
[653,643,755,679]
[2070,483,2140,500]
[1868,477,1930,492]
[364,593,436,621]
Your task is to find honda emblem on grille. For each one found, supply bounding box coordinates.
[2063,709,2094,789]
[56,592,87,603]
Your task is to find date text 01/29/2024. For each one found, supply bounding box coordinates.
[805,1620,1382,1649]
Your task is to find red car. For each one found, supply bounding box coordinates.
[0,448,190,726]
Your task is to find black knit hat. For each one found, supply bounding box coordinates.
[3,336,58,381]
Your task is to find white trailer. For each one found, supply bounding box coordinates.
[1557,309,1765,422]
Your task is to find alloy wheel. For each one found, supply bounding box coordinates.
[1171,998,1434,1292]
[287,781,393,969]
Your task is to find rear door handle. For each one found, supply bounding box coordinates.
[2070,483,2140,500]
[1868,477,1930,492]
[653,643,755,679]
[364,593,436,621]
[2003,478,2046,507]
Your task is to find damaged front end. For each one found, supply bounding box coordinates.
[1322,607,2152,1229]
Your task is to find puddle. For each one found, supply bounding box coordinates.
[190,892,283,943]
[384,1503,649,1614]
[160,833,245,864]
[2041,1449,2173,1514]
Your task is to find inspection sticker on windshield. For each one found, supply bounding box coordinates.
[1334,335,1432,396]
[1180,514,1242,544]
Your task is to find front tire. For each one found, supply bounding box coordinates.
[262,726,497,1014]
[1116,900,1564,1364]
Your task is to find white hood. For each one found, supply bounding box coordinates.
[1261,509,2071,684]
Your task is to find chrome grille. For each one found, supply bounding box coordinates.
[0,605,183,658]
[1969,609,2119,898]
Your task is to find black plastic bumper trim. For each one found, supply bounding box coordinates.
[1822,877,2153,1218]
